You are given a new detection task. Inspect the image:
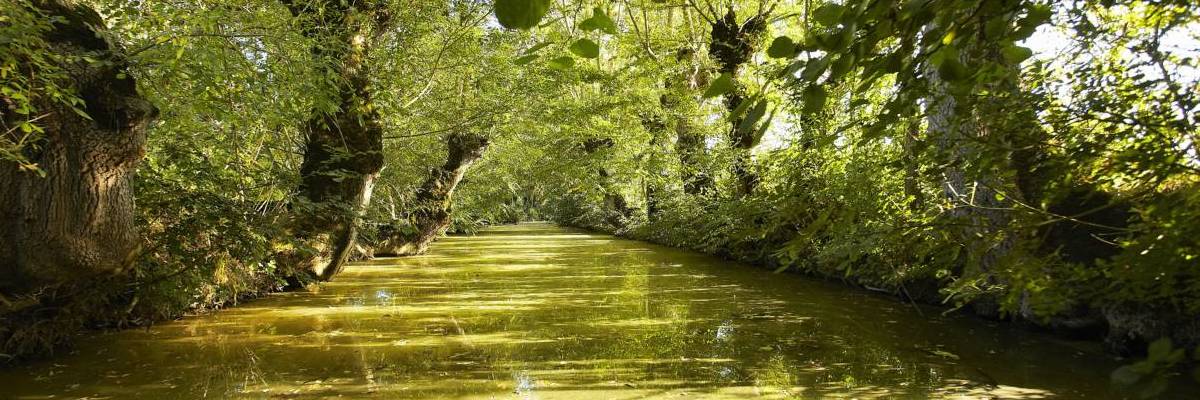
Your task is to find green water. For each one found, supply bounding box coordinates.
[0,223,1187,398]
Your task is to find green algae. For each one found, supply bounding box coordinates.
[0,223,1190,399]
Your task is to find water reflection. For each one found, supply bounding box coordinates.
[0,223,1191,399]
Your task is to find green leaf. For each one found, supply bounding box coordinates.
[751,107,776,146]
[984,17,1009,38]
[702,73,735,99]
[579,7,617,34]
[1024,4,1053,26]
[813,3,844,26]
[546,56,575,70]
[802,85,827,114]
[494,0,552,30]
[569,38,600,59]
[513,54,539,65]
[929,349,960,360]
[71,105,93,120]
[737,99,767,134]
[522,41,553,55]
[828,54,855,82]
[1147,338,1173,360]
[931,46,967,82]
[1000,44,1033,64]
[801,56,830,82]
[779,59,805,78]
[728,95,757,121]
[767,36,796,58]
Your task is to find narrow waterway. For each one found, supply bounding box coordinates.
[0,223,1185,399]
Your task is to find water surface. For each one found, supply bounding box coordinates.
[0,223,1180,398]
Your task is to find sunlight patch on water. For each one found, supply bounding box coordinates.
[0,223,1175,399]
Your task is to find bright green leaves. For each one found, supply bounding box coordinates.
[569,38,600,59]
[813,3,845,26]
[569,7,613,61]
[512,7,610,69]
[494,0,552,30]
[703,73,735,99]
[580,7,617,34]
[792,52,835,115]
[547,56,575,70]
[729,96,775,147]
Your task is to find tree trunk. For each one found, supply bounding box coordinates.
[376,133,489,256]
[640,113,667,220]
[662,49,713,196]
[902,119,925,213]
[924,7,1027,316]
[709,9,766,197]
[282,0,389,281]
[0,0,156,295]
[674,119,712,196]
[581,137,634,230]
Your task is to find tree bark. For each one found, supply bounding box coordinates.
[709,9,766,197]
[376,133,488,256]
[0,0,156,295]
[923,5,1028,316]
[281,0,389,281]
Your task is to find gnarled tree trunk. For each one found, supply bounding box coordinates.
[282,0,389,281]
[376,133,489,256]
[708,9,766,197]
[0,0,156,295]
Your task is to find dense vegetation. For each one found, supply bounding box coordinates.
[2,0,1198,392]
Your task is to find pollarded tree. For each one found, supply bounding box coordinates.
[280,0,392,281]
[0,0,156,295]
[704,5,770,197]
[376,132,489,256]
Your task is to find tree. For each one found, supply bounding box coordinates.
[0,0,156,295]
[376,133,489,256]
[706,7,769,197]
[280,0,392,281]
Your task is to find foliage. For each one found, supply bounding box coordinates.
[0,1,87,170]
[2,0,1198,387]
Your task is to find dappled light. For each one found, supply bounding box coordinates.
[0,224,1156,398]
[3,0,1199,397]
